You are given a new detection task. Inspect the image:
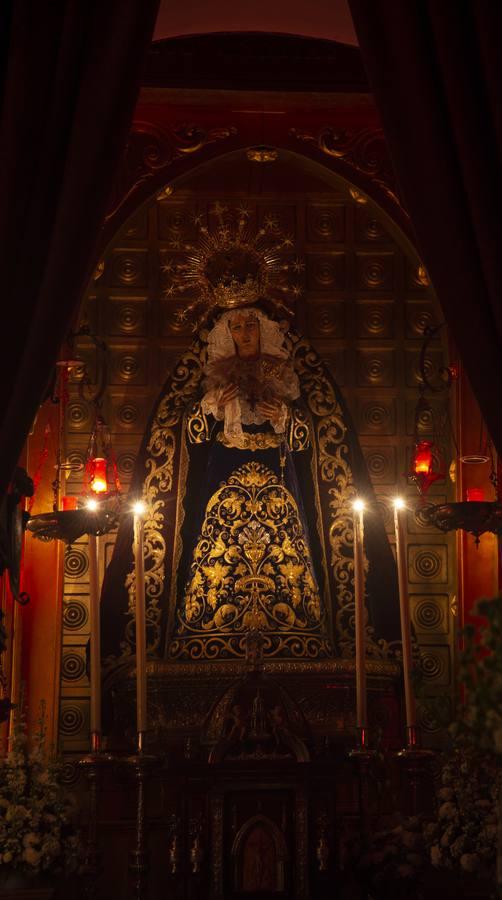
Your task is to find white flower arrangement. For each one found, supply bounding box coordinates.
[354,812,427,896]
[424,748,497,878]
[0,702,82,879]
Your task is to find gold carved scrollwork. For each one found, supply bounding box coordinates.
[121,344,206,660]
[106,123,237,222]
[173,123,237,155]
[289,126,406,219]
[169,461,330,660]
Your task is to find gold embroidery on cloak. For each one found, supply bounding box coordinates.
[118,345,205,664]
[169,461,331,660]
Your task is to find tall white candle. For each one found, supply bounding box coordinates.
[352,500,367,732]
[393,499,416,735]
[133,505,147,739]
[88,533,101,749]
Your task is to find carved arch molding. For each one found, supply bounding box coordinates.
[102,119,410,251]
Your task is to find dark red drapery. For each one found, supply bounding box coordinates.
[348,0,502,454]
[0,1,159,499]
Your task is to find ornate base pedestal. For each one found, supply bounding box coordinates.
[108,658,402,759]
[91,658,406,899]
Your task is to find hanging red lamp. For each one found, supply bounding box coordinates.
[406,392,447,497]
[408,438,445,497]
[86,457,108,494]
[82,413,121,502]
[413,440,433,475]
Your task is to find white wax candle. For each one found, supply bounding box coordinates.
[133,510,147,737]
[393,502,416,731]
[353,503,367,730]
[88,533,101,744]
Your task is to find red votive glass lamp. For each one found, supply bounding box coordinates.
[413,441,433,475]
[88,457,108,494]
[61,496,78,511]
[466,487,485,502]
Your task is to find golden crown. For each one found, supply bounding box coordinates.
[212,274,262,307]
[161,202,304,327]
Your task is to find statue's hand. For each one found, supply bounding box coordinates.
[256,398,283,420]
[218,383,239,404]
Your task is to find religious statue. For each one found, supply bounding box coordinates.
[200,307,299,447]
[100,209,401,682]
[170,304,330,661]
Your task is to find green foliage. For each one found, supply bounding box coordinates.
[452,594,502,755]
[424,594,502,887]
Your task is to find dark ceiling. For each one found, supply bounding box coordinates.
[153,0,357,45]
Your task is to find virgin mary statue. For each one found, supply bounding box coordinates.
[100,242,400,677]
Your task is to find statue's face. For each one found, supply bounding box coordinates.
[229,314,260,358]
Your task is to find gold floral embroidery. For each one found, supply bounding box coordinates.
[169,461,331,660]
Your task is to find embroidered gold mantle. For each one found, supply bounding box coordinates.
[169,462,331,660]
[101,329,400,679]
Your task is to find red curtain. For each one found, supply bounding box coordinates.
[348,1,502,454]
[0,1,159,498]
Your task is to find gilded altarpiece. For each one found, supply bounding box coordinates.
[58,166,456,769]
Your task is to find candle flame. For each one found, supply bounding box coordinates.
[393,497,405,509]
[133,501,146,516]
[353,499,365,512]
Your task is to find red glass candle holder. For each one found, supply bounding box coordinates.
[61,495,78,511]
[466,487,485,502]
[413,440,433,475]
[89,457,108,494]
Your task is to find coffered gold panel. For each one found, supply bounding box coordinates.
[109,249,149,287]
[353,207,391,244]
[355,300,395,339]
[404,300,440,339]
[306,203,346,243]
[356,396,397,435]
[307,253,346,291]
[354,252,395,291]
[356,349,396,387]
[361,445,397,484]
[411,594,450,636]
[408,544,448,584]
[306,300,346,338]
[105,296,149,337]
